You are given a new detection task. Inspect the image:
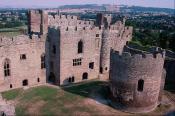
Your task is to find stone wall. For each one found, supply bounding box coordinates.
[110,49,165,113]
[48,13,101,85]
[164,58,175,85]
[0,10,134,91]
[47,27,61,85]
[99,20,133,78]
[127,42,175,88]
[48,14,94,28]
[0,35,47,92]
[48,25,102,85]
[48,13,133,82]
[28,10,48,35]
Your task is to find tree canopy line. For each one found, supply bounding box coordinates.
[0,10,174,52]
[125,16,175,52]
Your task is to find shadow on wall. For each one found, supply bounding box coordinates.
[165,110,175,116]
[45,28,61,85]
[48,72,56,84]
[164,59,175,92]
[62,72,89,85]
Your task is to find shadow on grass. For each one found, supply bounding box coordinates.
[62,80,111,106]
[165,110,175,116]
[164,81,175,93]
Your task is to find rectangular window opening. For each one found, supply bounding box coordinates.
[20,54,27,60]
[96,34,100,37]
[89,62,94,69]
[73,58,82,66]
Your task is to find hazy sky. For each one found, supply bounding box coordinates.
[0,0,174,9]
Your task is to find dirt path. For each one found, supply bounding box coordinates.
[0,94,15,115]
[83,98,131,115]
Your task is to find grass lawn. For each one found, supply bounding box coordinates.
[2,89,22,100]
[1,80,175,116]
[0,32,23,37]
[2,81,113,116]
[0,26,27,37]
[0,26,27,32]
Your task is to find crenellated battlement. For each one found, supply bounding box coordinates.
[50,14,79,20]
[48,14,95,27]
[0,35,29,45]
[110,49,165,113]
[0,34,46,47]
[58,25,103,33]
[123,45,166,57]
[111,47,165,62]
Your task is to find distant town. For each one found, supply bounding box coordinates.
[0,4,174,51]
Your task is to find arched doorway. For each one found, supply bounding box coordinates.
[82,72,88,80]
[48,72,56,83]
[23,79,28,86]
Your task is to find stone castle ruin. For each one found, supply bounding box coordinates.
[0,9,170,113]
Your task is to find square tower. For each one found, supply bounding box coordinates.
[28,10,48,36]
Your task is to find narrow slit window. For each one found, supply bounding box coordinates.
[137,79,144,92]
[41,54,46,69]
[52,45,56,54]
[78,40,83,54]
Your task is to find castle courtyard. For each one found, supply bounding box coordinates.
[1,80,175,116]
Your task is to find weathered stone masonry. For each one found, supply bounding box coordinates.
[110,48,165,113]
[0,10,132,91]
[0,35,46,92]
[0,9,170,113]
[47,12,133,85]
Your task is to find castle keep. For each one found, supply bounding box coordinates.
[0,10,166,113]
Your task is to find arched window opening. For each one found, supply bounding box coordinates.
[52,45,56,54]
[137,79,144,92]
[68,76,75,83]
[23,79,28,86]
[4,59,10,77]
[82,72,88,80]
[75,26,77,31]
[41,54,46,69]
[105,67,108,71]
[78,40,83,54]
[10,84,13,88]
[100,67,103,74]
[37,78,40,82]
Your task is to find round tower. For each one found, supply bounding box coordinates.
[100,29,110,78]
[109,49,165,113]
